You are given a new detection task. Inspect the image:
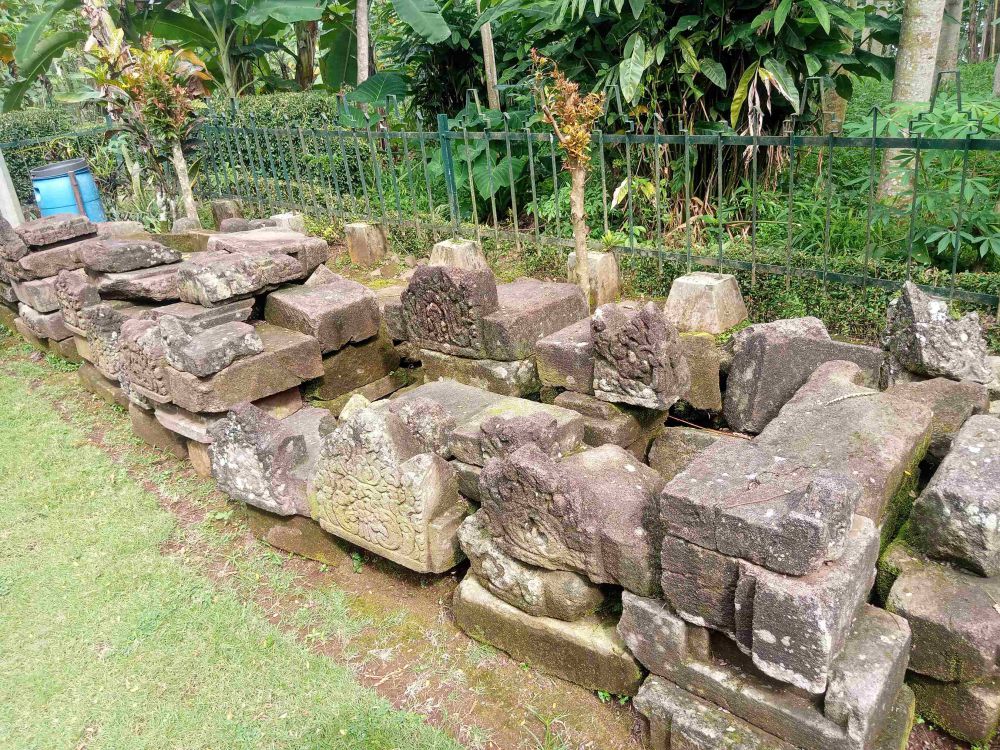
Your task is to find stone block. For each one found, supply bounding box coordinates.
[0,216,28,261]
[388,378,508,426]
[53,268,100,331]
[908,674,999,746]
[269,212,306,232]
[481,443,665,595]
[18,303,70,341]
[164,324,323,413]
[128,402,187,458]
[118,318,171,404]
[186,439,212,477]
[142,298,254,328]
[372,285,407,341]
[177,251,301,306]
[552,390,659,447]
[160,317,264,377]
[171,217,202,233]
[303,265,342,287]
[534,318,594,393]
[756,360,932,527]
[567,250,620,309]
[647,426,744,482]
[621,594,912,750]
[244,507,348,566]
[419,348,540,397]
[908,415,1000,576]
[884,553,1000,683]
[453,573,643,695]
[78,361,128,409]
[7,239,87,280]
[50,335,80,363]
[78,238,180,273]
[458,511,604,621]
[401,264,499,357]
[248,218,277,230]
[13,316,47,350]
[313,371,408,416]
[310,330,401,401]
[452,460,481,500]
[344,222,387,266]
[96,220,148,240]
[0,281,15,305]
[211,199,242,226]
[309,403,468,573]
[663,272,748,334]
[16,213,95,247]
[90,264,183,302]
[592,302,690,410]
[154,391,303,444]
[428,238,489,270]
[883,281,993,383]
[264,277,379,354]
[12,273,71,312]
[219,218,250,233]
[679,332,723,412]
[661,517,880,694]
[886,377,989,460]
[483,277,589,361]
[724,317,886,434]
[206,228,328,277]
[210,404,333,516]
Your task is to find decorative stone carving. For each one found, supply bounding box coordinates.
[401,265,499,358]
[118,318,171,403]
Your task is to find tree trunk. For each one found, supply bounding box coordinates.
[295,21,319,90]
[879,0,948,199]
[477,0,500,110]
[936,0,964,74]
[569,165,591,308]
[170,141,200,223]
[994,52,1000,95]
[968,0,980,61]
[822,87,848,133]
[356,0,370,85]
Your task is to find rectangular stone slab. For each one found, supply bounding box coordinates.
[16,213,95,247]
[78,238,181,273]
[18,302,71,341]
[908,674,1000,746]
[144,298,254,326]
[480,277,588,360]
[7,239,87,280]
[12,273,74,313]
[264,278,380,354]
[309,330,400,400]
[419,347,541,397]
[453,573,643,696]
[621,594,911,750]
[534,317,594,394]
[164,323,324,412]
[89,264,182,301]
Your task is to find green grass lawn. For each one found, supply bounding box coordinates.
[0,354,460,750]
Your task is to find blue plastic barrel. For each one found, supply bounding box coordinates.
[30,158,106,223]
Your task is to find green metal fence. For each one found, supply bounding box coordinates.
[197,94,1000,312]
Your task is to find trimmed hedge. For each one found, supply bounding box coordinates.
[225,92,343,129]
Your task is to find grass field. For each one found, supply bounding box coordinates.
[0,343,460,750]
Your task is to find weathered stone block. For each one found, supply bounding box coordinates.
[908,674,999,746]
[428,238,489,270]
[756,360,933,526]
[886,377,989,460]
[552,390,659,447]
[535,318,594,393]
[164,324,323,413]
[7,239,87,280]
[0,216,28,261]
[883,281,993,383]
[679,332,724,412]
[244,507,348,566]
[128,402,187,458]
[78,361,129,408]
[724,317,886,434]
[458,511,604,621]
[206,228,328,277]
[219,218,250,233]
[0,281,15,305]
[142,298,254,327]
[309,403,468,573]
[663,272,748,334]
[118,318,171,404]
[310,330,400,401]
[401,264,499,357]
[908,415,1000,576]
[269,212,306,232]
[481,443,665,595]
[13,316,47,350]
[152,389,302,444]
[210,404,332,516]
[90,264,183,302]
[647,427,744,482]
[483,277,588,361]
[210,199,242,227]
[12,273,72,312]
[96,220,148,240]
[78,238,180,273]
[419,348,540,397]
[567,250,620,309]
[264,277,379,354]
[186,439,212,477]
[177,251,301,306]
[373,285,407,341]
[453,573,643,695]
[18,302,70,341]
[344,222,387,266]
[592,302,690,410]
[160,317,264,377]
[16,213,95,247]
[54,268,101,331]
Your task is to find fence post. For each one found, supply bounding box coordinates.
[437,114,460,235]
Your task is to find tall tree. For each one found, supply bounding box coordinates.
[477,0,500,110]
[936,0,964,73]
[967,0,980,61]
[880,0,949,198]
[295,20,319,89]
[356,0,369,84]
[994,48,1000,94]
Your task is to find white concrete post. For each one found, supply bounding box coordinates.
[0,148,24,227]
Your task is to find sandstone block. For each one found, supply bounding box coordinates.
[458,511,604,621]
[309,329,401,401]
[96,220,148,239]
[244,508,347,566]
[268,212,306,232]
[78,238,180,273]
[344,222,387,266]
[481,443,665,595]
[534,318,594,393]
[886,377,989,460]
[8,239,87,280]
[908,675,999,746]
[679,332,724,412]
[78,361,129,408]
[0,216,28,260]
[118,318,171,404]
[186,439,212,476]
[160,317,264,377]
[12,273,71,312]
[177,251,301,306]
[18,302,70,341]
[206,228,328,277]
[724,317,886,434]
[647,426,744,482]
[908,415,1000,576]
[54,269,101,331]
[210,404,332,516]
[16,213,95,247]
[142,298,253,327]
[453,573,643,695]
[219,218,250,233]
[152,389,302,444]
[552,390,659,447]
[483,277,589,361]
[883,281,993,383]
[264,277,379,353]
[128,402,187,458]
[0,281,15,305]
[90,264,182,302]
[402,265,499,357]
[164,324,323,412]
[211,199,242,226]
[13,316,47,349]
[428,238,489,270]
[592,302,690,410]
[567,250,620,308]
[663,272,748,334]
[374,285,407,341]
[419,348,540,397]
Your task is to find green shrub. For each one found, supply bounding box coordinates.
[224,92,343,129]
[0,107,104,202]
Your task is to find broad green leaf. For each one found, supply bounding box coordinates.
[730,62,758,127]
[5,30,85,112]
[774,0,792,33]
[144,9,217,48]
[628,0,645,19]
[391,0,452,44]
[761,58,800,112]
[319,24,357,90]
[619,33,647,103]
[700,59,727,89]
[242,0,325,24]
[14,0,80,67]
[472,154,526,198]
[804,53,821,76]
[806,0,831,33]
[347,71,410,104]
[670,15,702,40]
[676,35,700,72]
[655,39,667,65]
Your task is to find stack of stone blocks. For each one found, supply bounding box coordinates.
[5,210,1000,750]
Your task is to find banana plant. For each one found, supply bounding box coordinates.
[3,0,84,113]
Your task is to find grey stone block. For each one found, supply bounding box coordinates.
[264,278,379,354]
